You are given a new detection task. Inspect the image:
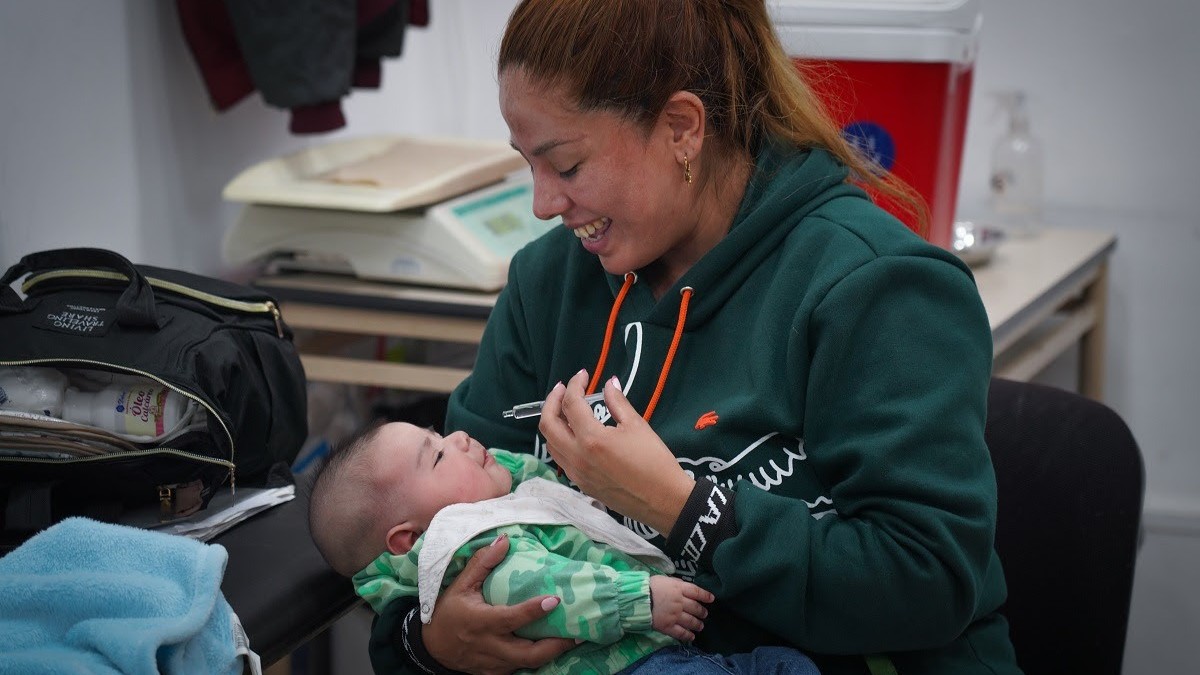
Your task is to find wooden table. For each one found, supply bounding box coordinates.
[973,228,1116,399]
[257,227,1117,400]
[256,276,495,394]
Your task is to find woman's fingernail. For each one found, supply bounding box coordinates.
[608,376,621,389]
[490,533,507,547]
[541,596,560,611]
[553,381,565,393]
[574,639,584,645]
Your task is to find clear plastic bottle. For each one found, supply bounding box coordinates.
[0,366,69,417]
[63,384,187,437]
[989,91,1044,237]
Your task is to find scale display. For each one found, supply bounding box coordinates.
[441,183,558,262]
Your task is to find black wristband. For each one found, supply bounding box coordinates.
[663,481,738,572]
[398,606,460,675]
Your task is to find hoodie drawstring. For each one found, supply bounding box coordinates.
[586,272,636,395]
[586,273,693,423]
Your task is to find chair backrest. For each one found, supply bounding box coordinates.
[984,378,1144,675]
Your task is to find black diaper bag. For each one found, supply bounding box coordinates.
[0,248,308,538]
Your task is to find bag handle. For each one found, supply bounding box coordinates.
[0,248,160,328]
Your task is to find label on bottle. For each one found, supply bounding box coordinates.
[114,386,169,436]
[989,169,1012,198]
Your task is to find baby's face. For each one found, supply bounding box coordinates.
[373,422,513,527]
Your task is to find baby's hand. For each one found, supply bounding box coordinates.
[649,575,715,642]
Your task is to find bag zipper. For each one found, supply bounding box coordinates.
[0,358,237,491]
[22,269,284,337]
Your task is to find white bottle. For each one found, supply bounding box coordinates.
[63,384,187,437]
[0,366,69,417]
[989,91,1044,237]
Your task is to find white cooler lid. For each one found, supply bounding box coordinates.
[767,0,981,64]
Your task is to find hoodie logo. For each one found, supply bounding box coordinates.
[695,411,719,430]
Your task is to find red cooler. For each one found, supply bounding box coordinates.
[768,0,981,249]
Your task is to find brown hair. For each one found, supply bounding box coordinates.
[307,419,389,577]
[498,0,928,234]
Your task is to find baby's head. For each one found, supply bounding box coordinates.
[308,421,513,577]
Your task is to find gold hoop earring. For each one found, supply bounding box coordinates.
[683,154,693,185]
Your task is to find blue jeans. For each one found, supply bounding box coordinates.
[621,645,821,675]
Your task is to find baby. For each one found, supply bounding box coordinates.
[307,420,825,672]
[308,421,820,675]
[309,421,711,674]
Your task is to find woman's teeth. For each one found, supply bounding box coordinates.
[574,218,608,239]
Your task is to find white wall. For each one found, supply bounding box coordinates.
[2,1,1196,672]
[0,0,514,274]
[950,3,1200,672]
[956,0,1200,521]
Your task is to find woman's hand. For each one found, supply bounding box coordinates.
[423,535,576,675]
[539,369,696,534]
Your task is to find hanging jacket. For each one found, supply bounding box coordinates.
[175,0,424,134]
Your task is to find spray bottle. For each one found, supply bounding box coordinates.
[989,91,1044,236]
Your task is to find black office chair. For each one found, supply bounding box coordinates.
[984,378,1144,675]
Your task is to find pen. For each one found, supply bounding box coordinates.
[502,392,607,419]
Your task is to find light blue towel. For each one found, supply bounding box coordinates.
[0,517,243,675]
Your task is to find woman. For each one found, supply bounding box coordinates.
[370,1,1021,674]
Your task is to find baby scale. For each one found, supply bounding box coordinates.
[221,135,558,291]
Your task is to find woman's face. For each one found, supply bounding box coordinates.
[499,68,700,282]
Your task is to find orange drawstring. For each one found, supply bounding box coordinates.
[587,272,636,395]
[643,286,691,421]
[586,274,692,423]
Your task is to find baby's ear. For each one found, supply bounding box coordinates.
[386,521,422,555]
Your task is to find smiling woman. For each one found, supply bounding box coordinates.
[367,1,1021,675]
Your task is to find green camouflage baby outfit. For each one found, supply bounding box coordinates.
[354,449,679,675]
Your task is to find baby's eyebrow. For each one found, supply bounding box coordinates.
[416,435,432,468]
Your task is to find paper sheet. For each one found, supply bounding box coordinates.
[121,485,295,541]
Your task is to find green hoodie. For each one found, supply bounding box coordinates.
[372,143,1021,675]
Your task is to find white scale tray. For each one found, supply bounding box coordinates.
[222,135,527,213]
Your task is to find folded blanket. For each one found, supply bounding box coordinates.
[0,517,245,675]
